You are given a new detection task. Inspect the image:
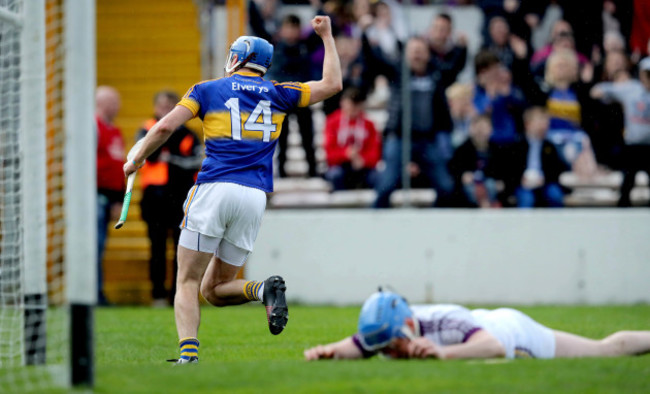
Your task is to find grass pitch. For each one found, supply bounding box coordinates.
[94,304,650,393]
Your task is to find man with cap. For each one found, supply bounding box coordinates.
[304,290,650,360]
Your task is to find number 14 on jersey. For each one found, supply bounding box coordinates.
[225,98,277,142]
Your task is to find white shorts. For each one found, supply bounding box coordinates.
[471,308,556,359]
[178,229,250,266]
[179,182,267,252]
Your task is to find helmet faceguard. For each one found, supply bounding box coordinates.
[224,36,274,75]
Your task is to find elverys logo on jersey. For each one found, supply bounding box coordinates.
[232,82,269,94]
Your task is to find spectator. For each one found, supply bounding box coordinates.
[136,91,202,306]
[95,86,125,306]
[267,14,319,178]
[558,0,604,60]
[501,107,567,208]
[425,13,468,89]
[602,49,630,82]
[353,0,407,43]
[248,0,279,42]
[448,115,501,208]
[446,82,476,148]
[324,88,381,191]
[603,31,627,57]
[356,1,404,93]
[589,50,627,167]
[350,0,372,38]
[473,50,527,148]
[477,0,546,45]
[363,1,403,66]
[591,57,650,207]
[482,16,516,70]
[603,0,634,47]
[537,49,598,176]
[530,20,590,76]
[372,37,455,208]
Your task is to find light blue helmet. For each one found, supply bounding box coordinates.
[224,36,274,75]
[357,290,413,351]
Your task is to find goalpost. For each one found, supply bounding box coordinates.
[0,0,95,390]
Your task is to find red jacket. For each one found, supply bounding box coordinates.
[96,116,125,192]
[631,0,650,55]
[324,109,381,169]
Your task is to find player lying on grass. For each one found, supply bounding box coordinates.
[123,16,342,364]
[304,290,650,360]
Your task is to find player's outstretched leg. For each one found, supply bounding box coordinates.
[263,275,288,335]
[554,330,650,357]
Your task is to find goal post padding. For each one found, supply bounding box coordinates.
[21,0,48,367]
[63,0,97,387]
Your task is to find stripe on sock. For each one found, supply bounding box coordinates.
[243,280,263,301]
[179,337,199,361]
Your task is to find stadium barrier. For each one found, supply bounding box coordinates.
[248,209,650,305]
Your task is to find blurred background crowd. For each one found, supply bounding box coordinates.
[95,0,650,305]
[242,0,650,209]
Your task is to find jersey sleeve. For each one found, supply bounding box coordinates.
[436,308,483,345]
[415,305,483,346]
[351,334,379,358]
[273,81,311,110]
[178,84,202,117]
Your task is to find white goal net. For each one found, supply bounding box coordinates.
[0,0,94,390]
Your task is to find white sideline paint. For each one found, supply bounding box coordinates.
[248,210,650,305]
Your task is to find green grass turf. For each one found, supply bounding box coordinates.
[91,304,650,393]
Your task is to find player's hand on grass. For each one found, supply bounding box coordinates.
[407,337,443,359]
[304,344,335,360]
[311,16,332,38]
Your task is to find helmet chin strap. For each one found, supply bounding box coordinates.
[225,53,255,75]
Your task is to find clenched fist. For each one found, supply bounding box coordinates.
[311,16,332,38]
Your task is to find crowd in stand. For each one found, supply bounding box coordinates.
[250,0,650,208]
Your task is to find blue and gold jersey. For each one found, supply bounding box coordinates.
[178,70,311,192]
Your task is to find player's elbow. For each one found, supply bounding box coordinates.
[486,341,506,358]
[155,117,176,136]
[331,79,343,95]
[320,80,342,101]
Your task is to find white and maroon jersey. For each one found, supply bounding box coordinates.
[354,304,556,359]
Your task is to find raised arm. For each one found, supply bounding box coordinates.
[306,16,343,105]
[123,105,194,176]
[408,330,506,360]
[304,336,364,360]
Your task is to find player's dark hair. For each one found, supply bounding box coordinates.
[153,90,180,104]
[341,87,365,104]
[435,13,452,25]
[470,114,492,126]
[407,35,428,47]
[523,106,548,124]
[474,49,501,75]
[282,14,301,28]
[371,1,390,17]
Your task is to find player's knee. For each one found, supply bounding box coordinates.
[199,281,215,303]
[602,331,632,356]
[176,273,200,289]
[199,280,228,307]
